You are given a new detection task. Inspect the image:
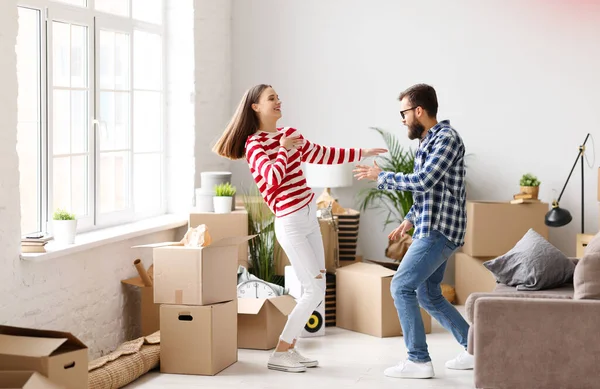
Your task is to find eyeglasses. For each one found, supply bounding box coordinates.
[400,107,417,119]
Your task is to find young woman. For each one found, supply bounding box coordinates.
[213,84,386,373]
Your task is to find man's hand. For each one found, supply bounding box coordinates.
[361,148,388,158]
[353,160,383,181]
[388,220,414,241]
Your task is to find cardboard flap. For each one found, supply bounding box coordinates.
[336,262,395,278]
[0,325,87,351]
[237,298,267,314]
[208,235,257,248]
[0,334,67,357]
[268,295,297,315]
[131,242,182,249]
[121,276,146,287]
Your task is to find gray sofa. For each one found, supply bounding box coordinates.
[466,231,600,389]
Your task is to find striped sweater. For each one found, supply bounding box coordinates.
[245,127,362,217]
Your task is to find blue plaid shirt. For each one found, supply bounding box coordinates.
[377,120,467,246]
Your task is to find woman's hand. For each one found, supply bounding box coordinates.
[361,148,388,158]
[280,135,304,150]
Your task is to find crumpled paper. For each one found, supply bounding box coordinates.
[180,224,212,247]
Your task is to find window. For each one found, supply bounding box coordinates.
[16,1,165,236]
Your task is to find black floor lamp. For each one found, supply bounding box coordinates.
[544,133,591,233]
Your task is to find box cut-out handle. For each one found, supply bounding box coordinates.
[64,361,76,369]
[178,313,193,321]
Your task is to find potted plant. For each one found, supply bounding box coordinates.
[53,208,77,244]
[519,173,541,199]
[213,183,236,214]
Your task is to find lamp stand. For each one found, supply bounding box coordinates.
[547,133,590,233]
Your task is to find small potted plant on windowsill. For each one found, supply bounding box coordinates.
[53,208,77,245]
[519,173,541,200]
[213,183,236,214]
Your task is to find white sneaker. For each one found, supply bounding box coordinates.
[384,360,434,379]
[289,348,318,367]
[445,350,474,370]
[267,351,307,373]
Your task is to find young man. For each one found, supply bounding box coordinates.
[354,84,473,379]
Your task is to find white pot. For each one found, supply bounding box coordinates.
[53,219,77,245]
[213,196,233,214]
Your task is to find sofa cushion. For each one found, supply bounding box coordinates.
[574,252,600,299]
[584,231,600,255]
[483,229,575,291]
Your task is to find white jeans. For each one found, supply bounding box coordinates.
[275,199,326,343]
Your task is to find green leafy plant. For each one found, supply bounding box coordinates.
[520,173,540,187]
[242,187,283,286]
[356,127,415,231]
[214,183,236,197]
[53,208,75,220]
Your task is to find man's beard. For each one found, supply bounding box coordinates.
[407,121,426,140]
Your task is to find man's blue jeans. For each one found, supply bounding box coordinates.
[390,230,469,363]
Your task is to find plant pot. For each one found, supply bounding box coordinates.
[520,185,539,199]
[53,219,77,245]
[213,196,233,214]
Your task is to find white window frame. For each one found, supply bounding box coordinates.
[16,0,166,236]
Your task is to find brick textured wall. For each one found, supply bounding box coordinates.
[0,0,227,359]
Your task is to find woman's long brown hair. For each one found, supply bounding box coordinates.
[212,84,271,160]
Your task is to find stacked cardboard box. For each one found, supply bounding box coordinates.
[455,200,550,304]
[135,232,251,376]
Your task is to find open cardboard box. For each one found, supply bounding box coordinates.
[0,326,88,389]
[121,276,160,337]
[133,235,254,306]
[189,208,250,268]
[237,295,296,350]
[336,262,431,337]
[160,301,237,376]
[0,371,63,389]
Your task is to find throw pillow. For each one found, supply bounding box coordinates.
[483,228,575,291]
[574,252,600,299]
[584,231,600,255]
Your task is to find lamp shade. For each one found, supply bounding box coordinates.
[304,163,354,188]
[544,206,573,227]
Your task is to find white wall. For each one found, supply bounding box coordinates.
[230,0,600,262]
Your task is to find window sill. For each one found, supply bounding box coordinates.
[20,214,188,262]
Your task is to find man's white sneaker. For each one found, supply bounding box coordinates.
[288,348,319,367]
[384,360,434,379]
[267,351,307,373]
[445,350,474,370]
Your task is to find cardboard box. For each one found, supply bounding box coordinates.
[275,218,339,275]
[284,266,325,338]
[121,277,160,336]
[189,208,249,268]
[336,262,431,337]
[463,200,549,257]
[160,301,237,376]
[237,295,296,350]
[0,326,88,389]
[135,236,252,305]
[339,255,363,268]
[454,253,497,305]
[0,371,63,389]
[577,233,596,258]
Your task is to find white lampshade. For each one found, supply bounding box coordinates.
[304,163,354,188]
